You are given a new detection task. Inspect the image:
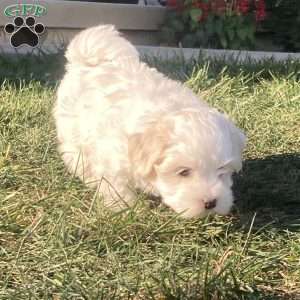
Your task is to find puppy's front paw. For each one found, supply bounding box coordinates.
[96,180,136,211]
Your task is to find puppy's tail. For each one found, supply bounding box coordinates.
[65,25,139,67]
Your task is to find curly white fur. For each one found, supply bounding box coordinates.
[54,25,246,218]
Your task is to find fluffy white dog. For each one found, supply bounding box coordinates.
[54,25,246,218]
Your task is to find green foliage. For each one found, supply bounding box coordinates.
[161,1,258,50]
[264,0,300,52]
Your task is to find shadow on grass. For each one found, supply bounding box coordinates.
[1,52,300,89]
[0,52,66,87]
[144,55,300,82]
[233,153,300,230]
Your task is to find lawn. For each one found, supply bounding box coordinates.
[0,53,299,299]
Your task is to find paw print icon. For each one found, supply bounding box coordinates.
[4,16,45,48]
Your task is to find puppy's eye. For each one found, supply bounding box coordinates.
[218,167,225,174]
[217,167,230,178]
[218,172,225,179]
[177,168,191,177]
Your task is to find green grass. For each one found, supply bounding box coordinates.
[0,53,299,299]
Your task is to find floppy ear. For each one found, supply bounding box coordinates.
[128,122,170,179]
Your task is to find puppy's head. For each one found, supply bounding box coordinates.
[129,110,246,218]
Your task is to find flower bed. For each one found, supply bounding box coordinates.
[161,0,267,49]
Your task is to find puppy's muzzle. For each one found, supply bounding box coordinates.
[204,199,217,210]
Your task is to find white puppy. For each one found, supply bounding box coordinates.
[54,25,246,218]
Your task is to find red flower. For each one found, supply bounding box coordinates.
[255,0,266,21]
[167,0,184,11]
[192,1,210,22]
[167,0,266,22]
[167,0,177,7]
[210,0,226,16]
[237,0,250,15]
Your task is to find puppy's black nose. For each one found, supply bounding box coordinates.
[204,199,217,210]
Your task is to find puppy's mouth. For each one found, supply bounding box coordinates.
[135,188,162,208]
[148,193,162,208]
[146,195,219,214]
[138,192,225,217]
[204,199,217,210]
